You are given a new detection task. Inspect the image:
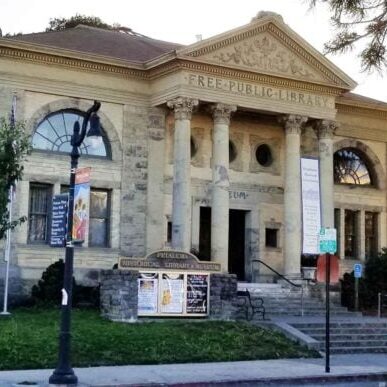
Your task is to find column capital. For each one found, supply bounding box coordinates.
[167,97,198,120]
[278,114,308,135]
[315,119,338,139]
[210,103,237,125]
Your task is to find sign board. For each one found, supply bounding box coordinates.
[354,263,363,278]
[137,271,209,317]
[73,167,91,243]
[319,228,337,254]
[316,254,340,284]
[120,250,221,272]
[50,194,68,247]
[301,158,321,254]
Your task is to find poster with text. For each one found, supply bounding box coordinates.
[50,194,68,247]
[138,273,158,314]
[160,273,184,314]
[186,274,208,314]
[73,167,91,242]
[301,158,321,254]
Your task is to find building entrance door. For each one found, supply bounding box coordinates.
[228,209,246,281]
[198,207,247,280]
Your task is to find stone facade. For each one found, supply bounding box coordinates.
[0,12,386,304]
[100,270,139,322]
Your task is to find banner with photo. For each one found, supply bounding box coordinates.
[301,158,321,255]
[73,167,91,243]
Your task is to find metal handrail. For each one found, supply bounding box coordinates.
[252,259,307,317]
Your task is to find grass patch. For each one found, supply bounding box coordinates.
[0,308,319,370]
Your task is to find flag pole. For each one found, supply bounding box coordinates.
[1,93,17,317]
[1,187,13,316]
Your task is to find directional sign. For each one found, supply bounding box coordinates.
[319,228,337,254]
[354,263,363,278]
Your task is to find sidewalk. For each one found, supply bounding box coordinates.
[0,354,386,386]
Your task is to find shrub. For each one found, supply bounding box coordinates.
[31,259,99,308]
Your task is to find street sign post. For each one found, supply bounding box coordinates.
[319,227,337,374]
[354,263,363,311]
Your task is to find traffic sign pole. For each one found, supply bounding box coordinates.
[325,252,331,373]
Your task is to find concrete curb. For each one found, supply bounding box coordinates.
[95,371,387,386]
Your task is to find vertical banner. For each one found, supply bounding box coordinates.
[73,167,91,242]
[301,158,321,254]
[50,194,68,247]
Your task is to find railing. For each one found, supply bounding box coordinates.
[378,292,387,318]
[252,259,307,317]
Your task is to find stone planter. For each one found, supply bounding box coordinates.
[301,266,316,280]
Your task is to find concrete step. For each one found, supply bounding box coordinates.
[330,346,387,354]
[292,322,387,329]
[312,333,387,341]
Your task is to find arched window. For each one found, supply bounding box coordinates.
[334,148,373,185]
[32,110,110,158]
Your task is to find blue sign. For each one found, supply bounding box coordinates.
[354,263,363,278]
[50,194,68,247]
[319,228,337,254]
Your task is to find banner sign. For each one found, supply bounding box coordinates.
[301,158,321,254]
[73,167,91,242]
[50,194,68,247]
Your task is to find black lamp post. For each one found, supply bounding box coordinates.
[49,101,102,386]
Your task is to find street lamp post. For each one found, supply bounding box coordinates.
[49,101,102,386]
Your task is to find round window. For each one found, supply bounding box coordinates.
[229,141,237,163]
[255,144,273,167]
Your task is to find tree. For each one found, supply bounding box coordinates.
[0,117,31,240]
[46,14,117,32]
[309,0,387,72]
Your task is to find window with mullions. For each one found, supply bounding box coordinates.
[89,189,110,247]
[334,148,373,185]
[32,110,110,158]
[28,184,52,243]
[365,212,378,259]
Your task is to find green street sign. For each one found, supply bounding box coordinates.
[319,228,337,254]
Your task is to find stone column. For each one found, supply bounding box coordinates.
[210,104,236,272]
[316,120,337,228]
[280,115,307,276]
[167,97,198,251]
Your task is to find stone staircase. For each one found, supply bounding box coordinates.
[290,321,387,354]
[237,282,355,319]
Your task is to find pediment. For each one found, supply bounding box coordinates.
[176,14,356,90]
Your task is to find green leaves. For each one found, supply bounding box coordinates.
[0,117,31,240]
[309,0,387,72]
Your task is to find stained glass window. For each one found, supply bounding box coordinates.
[334,148,372,185]
[32,110,109,157]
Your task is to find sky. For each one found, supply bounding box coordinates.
[1,0,386,102]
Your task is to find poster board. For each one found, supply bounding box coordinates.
[137,271,210,317]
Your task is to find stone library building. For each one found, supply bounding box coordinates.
[1,12,386,308]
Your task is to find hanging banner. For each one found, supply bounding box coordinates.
[301,158,321,254]
[50,194,68,247]
[73,167,91,242]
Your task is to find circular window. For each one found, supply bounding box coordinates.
[190,137,198,158]
[255,144,273,167]
[229,141,237,163]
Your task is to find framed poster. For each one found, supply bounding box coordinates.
[138,273,158,314]
[160,273,184,314]
[186,274,208,314]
